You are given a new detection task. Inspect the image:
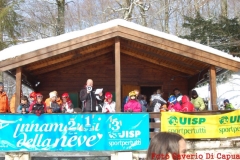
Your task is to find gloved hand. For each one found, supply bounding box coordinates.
[35,110,41,116]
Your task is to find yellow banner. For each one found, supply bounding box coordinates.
[161,110,240,139]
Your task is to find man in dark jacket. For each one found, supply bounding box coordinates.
[80,79,104,112]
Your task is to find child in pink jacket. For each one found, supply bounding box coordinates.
[124,91,142,112]
[168,95,182,112]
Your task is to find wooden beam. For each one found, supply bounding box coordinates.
[209,66,217,111]
[0,27,118,71]
[25,40,114,71]
[121,49,195,75]
[9,69,36,89]
[121,54,186,76]
[117,26,240,71]
[31,47,114,75]
[115,37,121,112]
[188,67,210,92]
[25,53,75,71]
[15,67,22,112]
[79,40,114,55]
[122,41,204,72]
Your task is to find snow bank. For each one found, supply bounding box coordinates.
[1,19,240,63]
[194,71,240,109]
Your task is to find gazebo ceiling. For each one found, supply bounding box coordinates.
[20,37,211,76]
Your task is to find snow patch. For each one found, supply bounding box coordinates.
[194,71,240,109]
[0,19,240,63]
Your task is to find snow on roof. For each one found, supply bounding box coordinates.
[0,19,240,63]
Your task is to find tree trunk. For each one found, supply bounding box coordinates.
[164,0,169,33]
[123,0,134,20]
[221,0,228,17]
[139,4,147,26]
[56,0,65,35]
[194,0,199,13]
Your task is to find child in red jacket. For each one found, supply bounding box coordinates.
[181,95,195,112]
[29,93,46,116]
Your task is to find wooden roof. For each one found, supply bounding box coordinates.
[0,20,240,80]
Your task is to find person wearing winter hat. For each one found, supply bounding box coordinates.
[223,99,235,110]
[102,92,116,113]
[191,90,205,111]
[29,92,37,104]
[124,91,142,112]
[46,91,61,113]
[17,96,30,114]
[181,95,195,112]
[61,92,74,113]
[0,82,9,113]
[167,95,182,112]
[173,88,183,103]
[45,90,62,107]
[29,93,46,116]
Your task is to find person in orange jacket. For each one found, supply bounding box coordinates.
[45,91,62,107]
[9,90,23,113]
[0,82,9,113]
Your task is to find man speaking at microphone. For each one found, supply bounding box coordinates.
[80,79,104,112]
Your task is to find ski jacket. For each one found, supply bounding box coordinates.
[0,92,8,113]
[124,99,142,112]
[181,95,194,112]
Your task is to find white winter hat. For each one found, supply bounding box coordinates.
[49,91,57,98]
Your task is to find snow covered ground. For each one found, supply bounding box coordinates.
[194,71,240,110]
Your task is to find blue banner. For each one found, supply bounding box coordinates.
[0,113,149,152]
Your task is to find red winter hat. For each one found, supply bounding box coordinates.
[62,92,69,98]
[30,92,37,101]
[105,92,112,100]
[36,93,43,98]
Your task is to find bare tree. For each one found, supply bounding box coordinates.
[221,0,228,17]
[56,0,65,35]
[164,0,169,33]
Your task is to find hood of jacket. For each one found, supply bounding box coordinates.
[182,95,190,103]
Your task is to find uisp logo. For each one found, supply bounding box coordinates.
[219,115,240,124]
[168,116,206,125]
[168,116,178,125]
[219,116,228,124]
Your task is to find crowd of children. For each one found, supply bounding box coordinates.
[0,81,236,114]
[122,88,221,113]
[15,90,118,116]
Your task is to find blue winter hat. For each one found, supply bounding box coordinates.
[0,82,3,87]
[168,95,177,104]
[223,99,229,103]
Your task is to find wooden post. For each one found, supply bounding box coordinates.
[209,66,217,111]
[115,37,121,112]
[15,67,22,111]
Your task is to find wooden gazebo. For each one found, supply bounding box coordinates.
[0,19,240,111]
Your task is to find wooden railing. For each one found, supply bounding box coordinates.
[149,110,233,139]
